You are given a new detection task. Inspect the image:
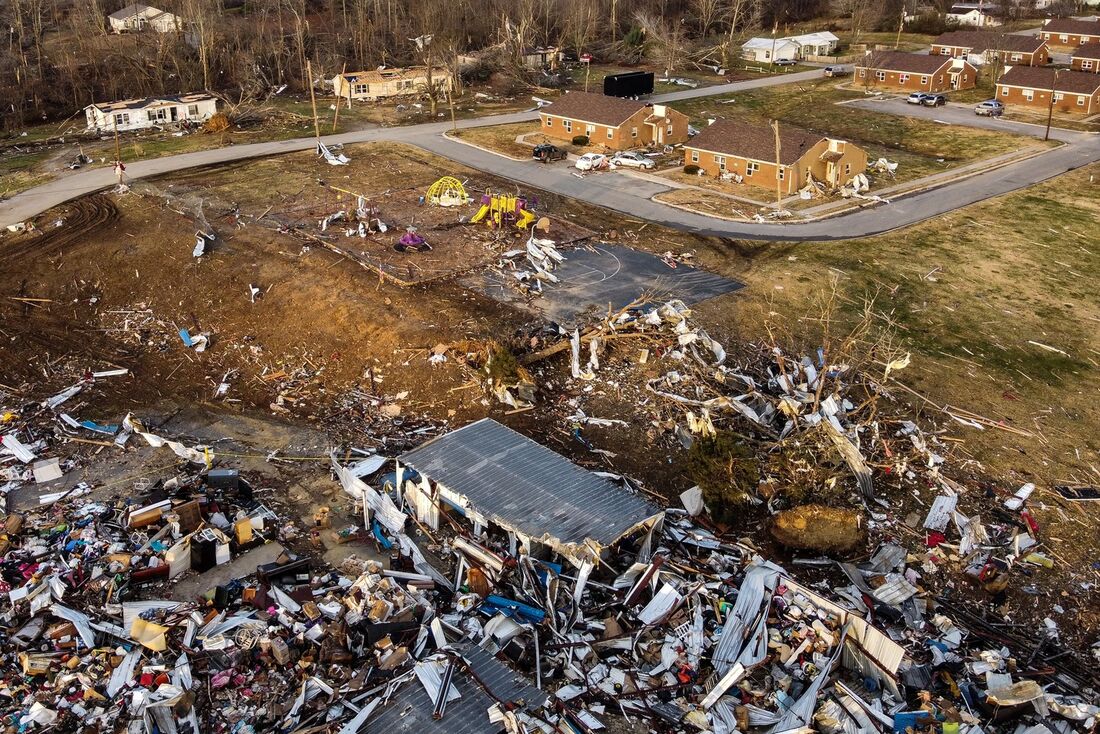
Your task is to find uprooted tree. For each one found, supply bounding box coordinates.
[686,430,759,525]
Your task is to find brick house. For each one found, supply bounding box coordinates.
[682,119,868,195]
[1038,18,1100,49]
[1071,45,1100,72]
[995,66,1100,114]
[538,92,690,151]
[930,31,1049,67]
[854,51,977,92]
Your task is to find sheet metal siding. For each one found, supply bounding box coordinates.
[366,644,545,734]
[401,419,659,547]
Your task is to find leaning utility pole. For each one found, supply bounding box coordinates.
[1044,69,1059,142]
[307,59,321,143]
[331,62,346,133]
[771,119,783,209]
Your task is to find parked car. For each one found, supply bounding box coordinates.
[532,143,567,163]
[907,92,932,105]
[574,153,608,171]
[773,58,797,66]
[609,151,656,170]
[823,66,849,78]
[922,94,947,107]
[974,99,1005,116]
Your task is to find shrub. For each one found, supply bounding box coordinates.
[683,164,701,175]
[686,431,758,525]
[571,134,589,146]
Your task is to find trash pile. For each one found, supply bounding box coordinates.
[1,390,1097,734]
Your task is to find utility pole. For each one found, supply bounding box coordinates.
[1044,69,1059,142]
[331,62,346,133]
[446,83,457,134]
[307,59,321,143]
[771,119,783,209]
[894,13,904,50]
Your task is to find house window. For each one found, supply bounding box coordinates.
[113,112,129,126]
[606,128,613,139]
[715,155,726,170]
[845,163,851,175]
[1001,86,1009,96]
[777,166,784,180]
[1054,92,1063,101]
[1060,34,1068,42]
[746,161,759,176]
[187,104,199,117]
[585,124,595,136]
[899,74,910,83]
[858,68,867,78]
[1023,89,1034,101]
[1079,95,1087,106]
[353,83,369,95]
[631,127,638,138]
[147,108,167,122]
[920,75,929,85]
[937,75,944,84]
[940,47,951,55]
[666,123,673,135]
[402,80,414,89]
[1084,60,1094,70]
[544,117,552,127]
[690,150,699,163]
[1011,53,1022,62]
[875,70,886,81]
[563,120,572,132]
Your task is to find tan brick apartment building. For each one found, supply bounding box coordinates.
[538,92,690,150]
[930,31,1049,67]
[995,66,1100,114]
[1039,18,1100,49]
[855,51,977,92]
[682,119,868,195]
[1071,45,1100,73]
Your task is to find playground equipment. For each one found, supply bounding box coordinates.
[395,227,431,253]
[469,192,538,230]
[425,176,470,207]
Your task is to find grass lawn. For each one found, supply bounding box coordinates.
[673,79,1036,184]
[653,186,756,219]
[0,150,55,198]
[835,31,937,53]
[451,122,539,159]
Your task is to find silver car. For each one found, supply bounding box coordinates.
[610,151,657,170]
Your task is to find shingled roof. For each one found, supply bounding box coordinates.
[1072,44,1100,61]
[539,91,649,127]
[932,31,1046,54]
[856,51,954,75]
[1042,18,1100,37]
[997,66,1100,95]
[686,119,825,166]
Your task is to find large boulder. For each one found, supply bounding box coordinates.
[769,504,865,555]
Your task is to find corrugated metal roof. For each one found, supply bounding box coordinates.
[400,419,661,550]
[365,644,546,734]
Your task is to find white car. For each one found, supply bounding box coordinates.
[609,151,656,170]
[574,153,608,171]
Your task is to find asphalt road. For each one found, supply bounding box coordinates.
[3,68,1098,242]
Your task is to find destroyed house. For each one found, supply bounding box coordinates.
[537,91,690,150]
[398,418,663,565]
[1039,18,1100,48]
[108,3,182,33]
[332,67,452,102]
[84,93,218,132]
[367,643,547,734]
[930,31,1049,66]
[855,51,976,92]
[683,119,868,193]
[1071,44,1100,72]
[995,66,1100,114]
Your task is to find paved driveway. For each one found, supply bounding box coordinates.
[3,68,1098,242]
